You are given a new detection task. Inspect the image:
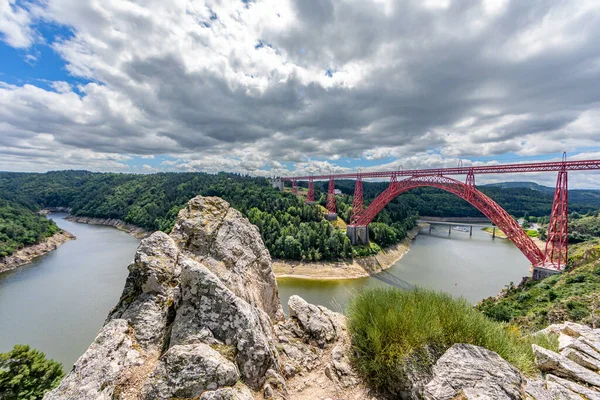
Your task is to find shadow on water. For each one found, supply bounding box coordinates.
[370,270,414,290]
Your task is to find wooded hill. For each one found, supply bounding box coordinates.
[2,171,600,260]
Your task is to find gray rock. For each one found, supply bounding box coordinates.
[546,374,600,399]
[142,343,239,399]
[287,295,343,348]
[424,344,526,400]
[565,337,600,363]
[533,344,600,387]
[199,386,254,400]
[170,196,284,321]
[44,319,143,400]
[524,379,551,400]
[107,232,180,353]
[562,347,600,371]
[330,343,360,388]
[169,257,278,389]
[539,322,594,338]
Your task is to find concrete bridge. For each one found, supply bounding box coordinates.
[276,155,600,279]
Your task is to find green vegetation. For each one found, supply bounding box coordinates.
[569,211,600,243]
[0,199,60,257]
[478,238,600,331]
[0,171,415,261]
[0,345,64,400]
[347,288,558,396]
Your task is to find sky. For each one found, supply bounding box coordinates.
[1,0,600,188]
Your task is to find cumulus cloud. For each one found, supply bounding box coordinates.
[0,0,600,187]
[0,0,34,48]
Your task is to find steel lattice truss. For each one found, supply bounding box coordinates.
[545,168,569,269]
[350,176,363,224]
[326,177,336,215]
[281,159,600,181]
[306,179,315,202]
[351,175,546,266]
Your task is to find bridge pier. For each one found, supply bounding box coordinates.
[532,265,562,281]
[270,178,284,191]
[347,225,369,245]
[325,213,338,221]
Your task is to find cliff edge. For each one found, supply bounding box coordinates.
[44,196,369,400]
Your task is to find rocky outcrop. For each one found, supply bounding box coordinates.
[420,322,600,399]
[45,196,369,400]
[424,344,526,399]
[170,196,284,321]
[0,230,75,274]
[45,194,600,400]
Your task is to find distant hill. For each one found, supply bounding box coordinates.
[480,181,556,192]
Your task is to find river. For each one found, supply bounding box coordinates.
[0,216,530,370]
[0,214,140,369]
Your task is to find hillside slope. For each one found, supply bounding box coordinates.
[477,238,600,331]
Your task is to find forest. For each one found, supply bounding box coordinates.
[0,171,415,261]
[2,170,600,261]
[0,198,60,257]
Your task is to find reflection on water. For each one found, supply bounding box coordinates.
[277,224,531,313]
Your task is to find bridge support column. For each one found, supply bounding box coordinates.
[306,179,315,204]
[347,225,369,245]
[292,179,298,195]
[543,162,569,270]
[270,178,284,191]
[351,176,363,224]
[325,176,337,220]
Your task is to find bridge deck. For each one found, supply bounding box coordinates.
[418,220,494,228]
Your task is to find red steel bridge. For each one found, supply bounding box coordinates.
[278,156,600,277]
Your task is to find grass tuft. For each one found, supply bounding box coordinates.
[346,287,557,395]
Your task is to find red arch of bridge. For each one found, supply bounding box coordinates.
[352,175,545,266]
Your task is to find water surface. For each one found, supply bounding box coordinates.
[0,214,140,369]
[278,223,530,312]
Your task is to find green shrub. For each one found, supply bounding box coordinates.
[346,288,557,396]
[0,345,64,400]
[565,274,587,284]
[482,304,513,322]
[515,292,531,302]
[594,266,600,276]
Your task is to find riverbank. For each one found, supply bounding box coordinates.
[65,216,151,239]
[0,231,75,274]
[273,224,424,280]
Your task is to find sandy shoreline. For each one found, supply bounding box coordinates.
[65,216,151,239]
[0,231,76,274]
[273,224,425,280]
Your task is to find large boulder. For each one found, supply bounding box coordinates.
[169,257,278,389]
[170,196,284,321]
[286,295,344,348]
[533,344,600,388]
[142,343,240,399]
[424,344,526,400]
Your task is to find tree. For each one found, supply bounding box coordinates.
[0,345,64,400]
